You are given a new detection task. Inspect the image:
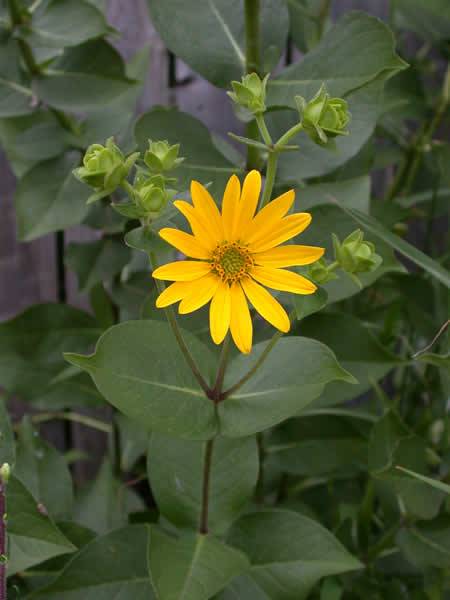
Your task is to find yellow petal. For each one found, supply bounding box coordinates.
[178,273,219,314]
[152,260,211,281]
[251,266,317,295]
[241,277,290,333]
[155,281,192,308]
[190,180,223,241]
[209,280,231,344]
[244,189,295,244]
[174,200,217,250]
[222,174,241,241]
[230,282,253,354]
[254,244,325,267]
[235,170,261,234]
[159,228,210,259]
[249,213,312,253]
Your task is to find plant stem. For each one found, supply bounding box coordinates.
[150,253,210,396]
[25,411,112,433]
[260,150,278,208]
[210,335,231,398]
[276,122,304,148]
[0,479,6,600]
[199,438,214,534]
[244,0,261,75]
[255,113,273,146]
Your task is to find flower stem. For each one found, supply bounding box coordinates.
[260,150,278,208]
[0,479,7,600]
[255,113,273,146]
[150,253,210,396]
[27,411,112,433]
[275,122,304,149]
[244,0,261,75]
[199,438,215,534]
[210,335,231,398]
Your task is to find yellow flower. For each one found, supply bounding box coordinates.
[153,171,324,354]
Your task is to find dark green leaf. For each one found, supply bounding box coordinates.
[0,395,15,466]
[396,467,450,495]
[397,517,450,569]
[117,414,149,471]
[394,0,450,42]
[0,78,33,117]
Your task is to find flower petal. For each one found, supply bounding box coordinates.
[191,180,223,240]
[244,189,295,244]
[235,170,261,233]
[249,213,312,253]
[241,276,290,333]
[230,282,253,354]
[254,244,325,267]
[178,273,220,314]
[222,174,241,241]
[251,266,317,295]
[155,281,192,308]
[174,200,217,250]
[152,260,211,281]
[159,228,210,259]
[209,280,231,344]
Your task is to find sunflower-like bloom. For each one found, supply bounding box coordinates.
[153,170,324,353]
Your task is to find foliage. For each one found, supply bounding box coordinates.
[0,0,449,598]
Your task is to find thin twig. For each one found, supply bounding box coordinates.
[412,320,450,359]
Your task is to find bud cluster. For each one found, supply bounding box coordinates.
[228,73,269,115]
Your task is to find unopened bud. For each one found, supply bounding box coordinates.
[308,259,338,284]
[0,463,10,485]
[144,140,183,173]
[228,72,269,115]
[333,229,382,275]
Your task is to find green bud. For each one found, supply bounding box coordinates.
[0,463,10,485]
[144,140,184,173]
[132,174,176,218]
[308,259,338,284]
[295,84,350,146]
[74,137,139,199]
[333,229,382,275]
[228,72,269,114]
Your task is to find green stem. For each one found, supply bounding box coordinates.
[199,438,215,534]
[255,113,273,146]
[276,122,304,149]
[244,0,261,75]
[150,252,210,396]
[260,150,278,208]
[211,335,231,398]
[27,411,112,433]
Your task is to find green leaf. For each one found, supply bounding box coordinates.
[219,336,355,437]
[0,395,15,466]
[292,286,328,321]
[31,525,154,598]
[0,77,33,117]
[8,475,76,575]
[394,0,450,42]
[15,153,91,240]
[396,467,450,495]
[34,40,135,112]
[299,313,401,408]
[65,320,217,440]
[74,458,144,534]
[25,0,109,48]
[116,414,149,471]
[397,517,450,569]
[148,433,258,534]
[0,303,101,405]
[14,418,74,520]
[148,526,249,600]
[135,107,241,198]
[415,352,450,372]
[228,509,362,599]
[334,204,450,289]
[296,176,371,212]
[147,0,288,87]
[268,11,406,106]
[288,0,326,53]
[65,238,131,293]
[217,574,271,599]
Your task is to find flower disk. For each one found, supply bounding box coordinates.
[153,171,324,354]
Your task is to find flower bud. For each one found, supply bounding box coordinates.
[74,137,139,200]
[308,259,338,284]
[130,174,176,219]
[333,230,382,275]
[144,140,184,173]
[295,84,350,146]
[0,463,10,485]
[228,72,269,114]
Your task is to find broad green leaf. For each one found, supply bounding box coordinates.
[15,153,91,240]
[15,418,73,520]
[147,0,288,87]
[135,107,241,197]
[228,509,362,599]
[0,396,15,466]
[34,40,135,112]
[0,77,33,117]
[116,414,149,471]
[148,433,258,534]
[65,238,131,293]
[334,204,450,289]
[31,525,154,598]
[217,574,271,599]
[148,526,249,600]
[299,313,401,408]
[25,0,109,47]
[8,476,76,575]
[65,320,217,440]
[288,0,328,53]
[268,11,406,106]
[0,303,101,404]
[266,414,369,477]
[395,0,450,42]
[369,411,445,520]
[292,286,328,321]
[397,517,450,569]
[74,458,144,534]
[296,176,371,212]
[396,467,450,495]
[219,336,355,437]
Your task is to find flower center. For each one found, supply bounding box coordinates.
[210,242,254,283]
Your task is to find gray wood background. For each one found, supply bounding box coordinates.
[1,0,389,479]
